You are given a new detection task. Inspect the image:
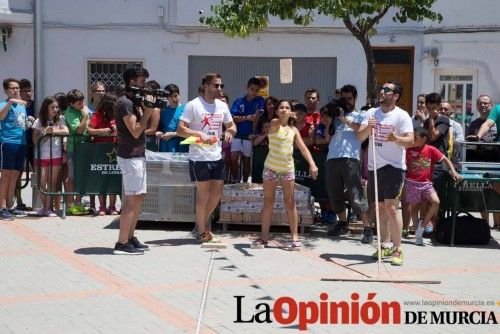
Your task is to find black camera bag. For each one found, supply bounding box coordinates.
[436,212,491,245]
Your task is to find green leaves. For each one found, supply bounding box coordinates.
[201,0,442,101]
[201,0,442,37]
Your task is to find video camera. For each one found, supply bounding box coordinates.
[323,97,349,117]
[126,86,170,109]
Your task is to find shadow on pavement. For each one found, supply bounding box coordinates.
[103,217,120,229]
[429,237,500,250]
[74,247,114,255]
[320,253,374,265]
[145,238,198,247]
[233,243,254,257]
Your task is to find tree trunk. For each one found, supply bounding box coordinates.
[361,37,377,107]
[342,18,378,107]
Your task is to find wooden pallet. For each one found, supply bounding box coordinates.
[218,214,313,234]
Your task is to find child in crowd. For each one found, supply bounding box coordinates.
[405,127,461,245]
[32,97,69,216]
[313,105,334,146]
[219,93,233,182]
[52,92,69,211]
[87,93,119,215]
[255,96,277,134]
[64,89,90,215]
[292,103,315,146]
[253,121,270,146]
[252,99,318,250]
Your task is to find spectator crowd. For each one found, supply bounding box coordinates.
[1,71,499,262]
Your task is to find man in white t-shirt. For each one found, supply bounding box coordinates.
[358,80,414,266]
[177,73,236,244]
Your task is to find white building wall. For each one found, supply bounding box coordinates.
[1,0,500,114]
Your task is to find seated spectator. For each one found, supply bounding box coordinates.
[32,97,69,216]
[87,93,119,216]
[155,84,188,153]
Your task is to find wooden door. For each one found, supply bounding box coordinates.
[375,63,413,114]
[373,47,414,115]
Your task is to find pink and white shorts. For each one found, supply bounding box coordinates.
[263,167,295,182]
[404,179,436,204]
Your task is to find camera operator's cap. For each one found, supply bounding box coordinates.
[293,103,307,113]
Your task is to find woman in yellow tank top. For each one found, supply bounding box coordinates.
[252,99,319,250]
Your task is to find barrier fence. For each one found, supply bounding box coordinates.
[32,134,498,220]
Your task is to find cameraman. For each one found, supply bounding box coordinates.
[324,85,371,243]
[113,66,153,255]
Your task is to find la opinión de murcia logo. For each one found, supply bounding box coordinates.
[235,293,400,330]
[234,293,498,331]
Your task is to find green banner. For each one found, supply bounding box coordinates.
[457,181,500,212]
[73,141,122,195]
[252,145,328,201]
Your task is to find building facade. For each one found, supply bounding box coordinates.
[1,0,499,120]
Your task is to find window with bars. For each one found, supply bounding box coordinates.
[87,60,143,94]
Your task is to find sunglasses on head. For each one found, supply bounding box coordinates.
[381,87,394,94]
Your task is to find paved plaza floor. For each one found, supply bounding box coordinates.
[0,187,498,333]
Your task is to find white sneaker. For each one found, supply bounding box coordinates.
[36,208,47,216]
[45,210,57,217]
[414,219,425,246]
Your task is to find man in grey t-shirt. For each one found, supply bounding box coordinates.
[113,67,154,255]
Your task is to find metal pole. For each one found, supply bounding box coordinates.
[32,0,43,209]
[321,278,441,284]
[34,0,43,115]
[371,128,382,275]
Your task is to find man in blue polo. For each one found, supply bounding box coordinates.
[230,77,265,183]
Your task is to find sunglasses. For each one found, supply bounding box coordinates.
[380,87,394,94]
[212,83,225,89]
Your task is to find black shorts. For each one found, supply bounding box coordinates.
[368,165,405,202]
[189,159,225,182]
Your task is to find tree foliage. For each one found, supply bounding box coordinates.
[200,0,442,102]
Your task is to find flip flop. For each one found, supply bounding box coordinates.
[286,240,302,251]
